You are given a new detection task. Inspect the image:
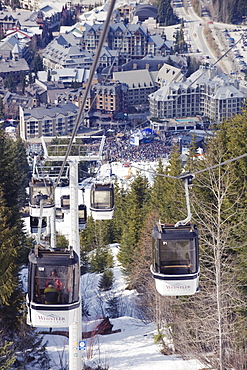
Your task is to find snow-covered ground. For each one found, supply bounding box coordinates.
[38,245,204,370]
[23,160,204,369]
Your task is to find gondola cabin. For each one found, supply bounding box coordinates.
[29,178,55,218]
[61,195,70,211]
[30,216,47,234]
[78,204,87,229]
[55,208,64,221]
[151,224,200,296]
[90,182,114,220]
[26,248,80,327]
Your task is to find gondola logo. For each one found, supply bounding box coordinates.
[165,283,191,291]
[37,314,66,323]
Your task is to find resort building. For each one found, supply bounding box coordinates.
[149,65,245,122]
[19,102,78,140]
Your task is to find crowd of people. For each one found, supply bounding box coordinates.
[82,132,173,164]
[105,137,171,163]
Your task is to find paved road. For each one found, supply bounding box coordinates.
[172,0,246,75]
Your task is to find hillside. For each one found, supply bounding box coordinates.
[39,245,204,370]
[210,0,247,23]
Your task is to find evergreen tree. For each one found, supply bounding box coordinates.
[150,159,168,219]
[154,144,185,224]
[106,296,120,318]
[157,0,178,26]
[56,232,69,249]
[28,71,34,86]
[118,173,150,278]
[89,246,114,273]
[0,136,29,221]
[0,340,16,370]
[3,74,16,92]
[14,310,50,370]
[129,209,159,293]
[32,54,44,77]
[98,269,114,291]
[80,215,98,252]
[47,69,51,82]
[80,217,112,253]
[110,181,128,242]
[0,189,21,305]
[20,71,26,94]
[215,108,247,293]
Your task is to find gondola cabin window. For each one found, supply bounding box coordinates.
[90,183,114,210]
[32,265,78,305]
[92,189,111,209]
[29,179,54,208]
[158,238,197,274]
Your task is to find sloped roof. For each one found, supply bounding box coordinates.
[0,58,29,73]
[135,4,158,19]
[113,69,155,88]
[12,42,22,54]
[23,102,78,120]
[156,63,183,84]
[148,35,165,49]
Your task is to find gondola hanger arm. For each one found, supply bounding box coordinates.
[175,174,193,227]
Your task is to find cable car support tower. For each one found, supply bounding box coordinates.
[41,137,105,369]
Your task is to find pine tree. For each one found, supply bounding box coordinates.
[216,108,247,292]
[106,296,119,318]
[47,69,51,82]
[0,189,21,305]
[89,246,114,273]
[0,96,4,120]
[0,340,16,370]
[129,209,159,293]
[118,173,150,278]
[98,269,114,291]
[153,144,185,224]
[150,159,167,218]
[14,308,50,370]
[110,181,128,242]
[0,136,29,215]
[80,215,98,252]
[32,54,44,77]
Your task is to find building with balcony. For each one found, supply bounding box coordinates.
[149,65,245,122]
[42,33,93,69]
[19,102,78,140]
[91,81,128,114]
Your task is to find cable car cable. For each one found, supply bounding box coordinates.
[52,9,242,189]
[84,6,137,119]
[185,35,244,89]
[131,152,247,180]
[54,0,117,190]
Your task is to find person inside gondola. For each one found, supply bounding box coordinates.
[34,191,48,205]
[45,269,63,291]
[44,282,59,304]
[35,191,43,205]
